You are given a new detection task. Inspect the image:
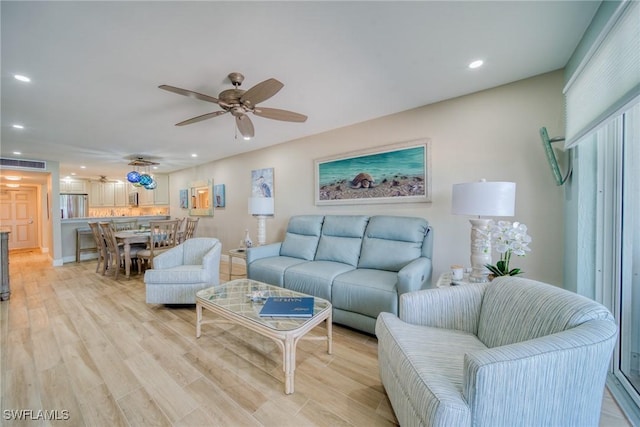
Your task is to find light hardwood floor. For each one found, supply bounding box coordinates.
[0,250,631,426]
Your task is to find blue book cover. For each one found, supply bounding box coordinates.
[259,297,314,318]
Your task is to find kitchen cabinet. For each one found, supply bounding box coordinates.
[138,174,169,206]
[60,179,87,194]
[89,181,129,207]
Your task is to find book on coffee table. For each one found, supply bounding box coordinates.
[259,296,314,318]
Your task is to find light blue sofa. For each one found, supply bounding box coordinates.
[246,215,433,334]
[375,276,618,427]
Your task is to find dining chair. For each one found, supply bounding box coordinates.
[100,222,143,279]
[137,219,180,270]
[181,217,200,243]
[111,219,138,231]
[88,222,108,275]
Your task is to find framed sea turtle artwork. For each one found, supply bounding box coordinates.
[314,139,431,205]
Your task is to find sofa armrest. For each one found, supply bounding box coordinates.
[396,257,432,295]
[399,283,487,333]
[152,245,184,269]
[246,243,282,264]
[464,319,617,426]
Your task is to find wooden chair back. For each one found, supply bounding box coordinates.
[99,222,123,279]
[149,219,179,253]
[88,222,108,275]
[182,217,200,242]
[111,219,138,231]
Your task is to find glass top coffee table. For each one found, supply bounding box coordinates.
[195,278,332,394]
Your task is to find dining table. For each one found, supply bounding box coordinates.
[114,230,149,278]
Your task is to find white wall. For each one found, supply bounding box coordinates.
[170,70,566,286]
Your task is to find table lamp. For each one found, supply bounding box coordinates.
[451,180,516,282]
[248,197,274,246]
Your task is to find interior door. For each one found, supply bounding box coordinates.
[0,187,38,250]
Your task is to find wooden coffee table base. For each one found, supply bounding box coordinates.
[196,295,332,394]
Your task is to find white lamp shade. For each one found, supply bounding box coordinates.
[248,197,274,215]
[451,181,516,217]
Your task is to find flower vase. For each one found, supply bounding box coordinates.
[244,229,253,248]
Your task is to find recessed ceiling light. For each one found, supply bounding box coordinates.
[71,172,76,176]
[80,166,86,169]
[12,124,24,129]
[12,151,21,155]
[191,154,198,158]
[468,60,484,69]
[152,166,158,170]
[14,74,31,82]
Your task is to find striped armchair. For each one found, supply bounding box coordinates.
[375,276,617,427]
[144,237,221,304]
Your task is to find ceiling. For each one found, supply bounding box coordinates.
[1,1,599,186]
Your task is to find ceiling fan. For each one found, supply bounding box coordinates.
[159,72,307,139]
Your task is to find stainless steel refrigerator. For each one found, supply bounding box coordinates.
[60,194,89,218]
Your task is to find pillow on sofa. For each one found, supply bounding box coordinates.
[358,216,428,272]
[280,215,324,261]
[315,215,369,267]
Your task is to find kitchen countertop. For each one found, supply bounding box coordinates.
[61,215,170,224]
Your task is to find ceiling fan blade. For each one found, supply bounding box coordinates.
[159,85,219,104]
[175,110,227,126]
[236,115,255,138]
[240,78,284,107]
[253,107,308,122]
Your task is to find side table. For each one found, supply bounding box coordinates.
[436,271,473,288]
[227,248,247,279]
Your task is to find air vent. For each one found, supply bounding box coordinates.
[0,157,47,170]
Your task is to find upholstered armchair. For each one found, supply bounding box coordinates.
[144,237,221,304]
[375,276,617,427]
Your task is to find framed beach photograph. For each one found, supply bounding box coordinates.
[213,184,225,208]
[315,139,431,205]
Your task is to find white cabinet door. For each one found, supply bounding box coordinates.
[153,175,169,205]
[113,182,128,206]
[88,182,104,206]
[60,180,87,194]
[138,175,169,206]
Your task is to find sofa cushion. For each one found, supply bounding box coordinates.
[478,276,616,348]
[332,268,399,318]
[284,260,354,301]
[279,215,324,260]
[315,215,369,267]
[358,216,428,271]
[144,265,210,284]
[248,256,308,287]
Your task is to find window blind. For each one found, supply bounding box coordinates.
[564,1,640,148]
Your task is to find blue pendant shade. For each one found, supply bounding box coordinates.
[127,170,141,183]
[139,173,153,186]
[144,179,157,190]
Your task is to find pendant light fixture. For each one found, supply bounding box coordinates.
[126,157,159,190]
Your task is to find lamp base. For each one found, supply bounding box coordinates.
[255,215,269,246]
[468,218,492,283]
